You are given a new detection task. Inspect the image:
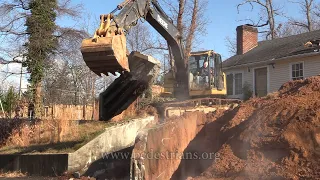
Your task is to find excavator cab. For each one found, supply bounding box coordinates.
[188,50,226,97]
[162,51,227,98]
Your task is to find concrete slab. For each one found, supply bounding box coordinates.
[68,116,156,173]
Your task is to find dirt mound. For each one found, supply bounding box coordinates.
[177,76,320,180]
[111,100,158,122]
[278,76,320,96]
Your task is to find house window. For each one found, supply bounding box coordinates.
[291,62,304,80]
[235,73,243,95]
[227,74,233,95]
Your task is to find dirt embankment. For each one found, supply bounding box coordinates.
[130,106,231,180]
[177,76,320,180]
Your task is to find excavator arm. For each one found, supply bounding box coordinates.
[81,0,188,98]
[113,0,184,63]
[80,0,193,120]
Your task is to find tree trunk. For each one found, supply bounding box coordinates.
[34,82,42,118]
[306,0,313,32]
[185,0,198,64]
[171,0,186,70]
[91,76,96,120]
[266,0,276,39]
[177,0,185,37]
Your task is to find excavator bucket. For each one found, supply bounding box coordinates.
[81,14,130,75]
[81,33,129,76]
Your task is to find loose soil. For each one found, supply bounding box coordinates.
[173,76,320,179]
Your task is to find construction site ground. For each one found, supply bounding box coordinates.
[177,76,320,179]
[127,76,320,180]
[0,76,319,179]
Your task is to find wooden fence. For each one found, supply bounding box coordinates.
[11,103,99,121]
[44,104,99,120]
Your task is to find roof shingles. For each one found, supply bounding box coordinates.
[223,30,320,68]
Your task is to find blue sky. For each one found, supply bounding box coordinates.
[1,0,306,90]
[60,0,303,59]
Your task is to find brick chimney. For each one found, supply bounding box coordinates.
[236,25,258,55]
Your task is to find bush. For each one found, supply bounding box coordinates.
[243,82,253,101]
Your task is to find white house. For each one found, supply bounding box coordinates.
[223,25,320,99]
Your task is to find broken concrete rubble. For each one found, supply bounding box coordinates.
[99,51,160,121]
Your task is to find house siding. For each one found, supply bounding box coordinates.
[270,55,320,93]
[304,56,320,77]
[243,68,253,87]
[224,54,320,99]
[269,61,290,93]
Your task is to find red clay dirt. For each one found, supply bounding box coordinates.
[173,76,320,180]
[111,99,158,122]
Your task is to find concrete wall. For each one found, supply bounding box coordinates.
[225,54,320,99]
[68,116,156,173]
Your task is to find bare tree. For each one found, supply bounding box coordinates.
[184,0,198,63]
[0,0,83,100]
[237,0,282,39]
[289,0,318,32]
[126,23,167,54]
[162,0,209,65]
[0,0,83,73]
[0,0,83,65]
[46,15,99,106]
[225,36,237,56]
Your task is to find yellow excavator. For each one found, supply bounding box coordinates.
[163,50,227,97]
[81,0,228,120]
